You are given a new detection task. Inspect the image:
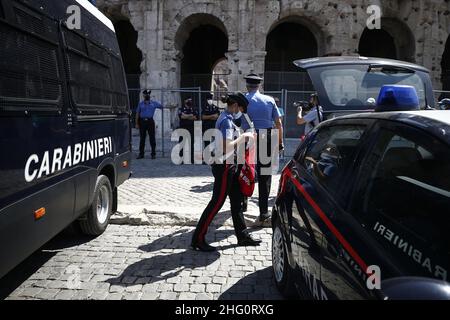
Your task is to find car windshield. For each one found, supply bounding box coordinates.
[312,65,428,110]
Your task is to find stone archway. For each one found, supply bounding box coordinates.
[264,18,320,91]
[358,18,416,62]
[173,14,229,92]
[114,20,142,89]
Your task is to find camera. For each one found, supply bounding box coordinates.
[293,100,313,113]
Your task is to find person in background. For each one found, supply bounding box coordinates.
[297,93,323,136]
[178,98,199,163]
[202,93,220,149]
[136,89,163,160]
[245,74,284,225]
[274,97,285,121]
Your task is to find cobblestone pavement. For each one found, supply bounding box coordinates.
[3,225,282,300]
[2,143,287,300]
[118,154,283,217]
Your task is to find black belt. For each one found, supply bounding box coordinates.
[141,118,153,121]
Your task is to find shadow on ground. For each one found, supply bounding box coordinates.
[0,225,94,300]
[218,267,284,300]
[190,182,214,193]
[106,226,238,287]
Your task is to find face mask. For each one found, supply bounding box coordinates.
[207,100,213,105]
[234,111,242,119]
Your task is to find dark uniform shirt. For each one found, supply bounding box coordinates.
[202,103,220,132]
[178,106,198,131]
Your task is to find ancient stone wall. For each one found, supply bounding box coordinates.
[97,0,450,133]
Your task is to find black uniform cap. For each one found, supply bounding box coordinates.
[244,73,263,85]
[227,92,249,110]
[143,89,151,95]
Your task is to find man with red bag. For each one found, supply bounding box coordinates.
[191,93,261,252]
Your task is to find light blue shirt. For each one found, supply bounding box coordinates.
[246,91,281,129]
[216,111,235,141]
[136,100,163,119]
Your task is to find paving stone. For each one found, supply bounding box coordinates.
[141,292,160,300]
[195,293,213,300]
[206,284,221,293]
[106,293,123,300]
[35,289,60,300]
[190,284,206,293]
[160,292,178,300]
[54,290,77,300]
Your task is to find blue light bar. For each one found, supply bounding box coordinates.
[376,85,419,112]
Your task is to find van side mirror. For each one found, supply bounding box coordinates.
[381,277,450,300]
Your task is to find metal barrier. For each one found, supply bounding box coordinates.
[128,87,450,159]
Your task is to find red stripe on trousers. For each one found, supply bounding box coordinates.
[198,165,230,242]
[285,168,369,274]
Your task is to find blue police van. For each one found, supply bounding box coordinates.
[0,0,131,278]
[272,58,450,299]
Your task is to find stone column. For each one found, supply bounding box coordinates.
[131,0,174,138]
[226,50,267,92]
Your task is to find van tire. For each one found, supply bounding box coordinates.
[79,175,112,236]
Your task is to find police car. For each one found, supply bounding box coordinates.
[0,0,131,278]
[272,80,450,299]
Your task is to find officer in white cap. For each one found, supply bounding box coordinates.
[245,74,284,225]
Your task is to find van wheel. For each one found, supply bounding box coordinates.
[272,218,296,298]
[79,175,112,236]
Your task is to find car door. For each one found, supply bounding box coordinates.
[279,134,324,299]
[300,119,379,300]
[285,119,375,299]
[349,120,450,286]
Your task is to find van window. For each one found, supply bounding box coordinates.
[356,127,450,281]
[110,55,128,113]
[0,21,62,111]
[302,125,366,200]
[64,28,128,114]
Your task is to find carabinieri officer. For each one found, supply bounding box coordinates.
[191,93,261,252]
[178,98,199,163]
[135,90,163,160]
[245,74,284,225]
[202,93,220,149]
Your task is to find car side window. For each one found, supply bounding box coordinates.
[355,127,450,281]
[301,125,366,199]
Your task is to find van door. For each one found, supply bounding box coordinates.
[0,1,75,277]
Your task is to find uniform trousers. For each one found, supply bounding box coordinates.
[192,163,248,244]
[139,118,156,157]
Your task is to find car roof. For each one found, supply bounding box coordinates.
[294,56,430,73]
[332,110,450,144]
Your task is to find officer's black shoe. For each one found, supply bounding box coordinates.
[237,235,262,247]
[191,242,216,252]
[151,155,156,160]
[259,213,271,222]
[137,155,144,160]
